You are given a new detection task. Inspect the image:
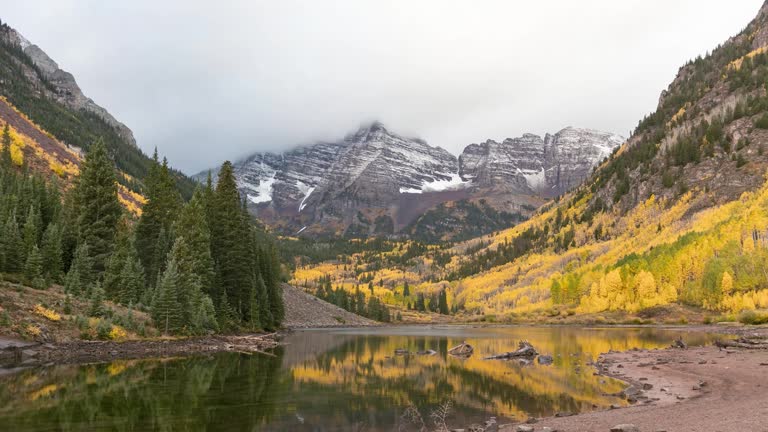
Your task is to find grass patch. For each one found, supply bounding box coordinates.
[738,310,768,325]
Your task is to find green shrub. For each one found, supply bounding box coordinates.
[738,310,768,325]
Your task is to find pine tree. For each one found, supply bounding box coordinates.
[1,124,11,168]
[118,255,144,306]
[69,243,94,290]
[135,152,182,287]
[1,213,22,273]
[21,205,41,258]
[151,257,182,334]
[64,265,82,296]
[167,235,211,331]
[403,281,410,297]
[255,274,273,330]
[89,282,106,317]
[248,280,261,331]
[24,245,44,289]
[75,140,122,273]
[174,188,215,297]
[438,289,449,315]
[40,223,63,283]
[209,161,252,322]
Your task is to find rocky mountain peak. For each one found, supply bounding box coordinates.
[0,24,138,149]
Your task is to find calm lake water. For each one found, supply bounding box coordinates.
[0,326,716,431]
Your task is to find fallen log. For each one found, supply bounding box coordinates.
[484,340,538,360]
[448,341,474,358]
[716,339,768,350]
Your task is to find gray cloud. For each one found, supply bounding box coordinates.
[2,0,763,173]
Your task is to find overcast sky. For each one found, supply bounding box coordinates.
[2,1,764,173]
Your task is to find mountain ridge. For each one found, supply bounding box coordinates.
[198,122,624,238]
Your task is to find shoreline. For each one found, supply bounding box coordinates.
[499,325,768,432]
[0,322,762,369]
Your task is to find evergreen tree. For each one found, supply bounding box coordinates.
[75,140,122,273]
[24,245,44,289]
[118,255,144,306]
[415,293,426,312]
[89,282,106,317]
[403,281,410,297]
[255,274,273,330]
[209,161,252,321]
[135,151,182,287]
[438,289,449,315]
[151,257,182,334]
[69,243,94,289]
[40,223,63,283]
[174,188,215,297]
[21,205,41,258]
[1,213,22,273]
[1,123,11,168]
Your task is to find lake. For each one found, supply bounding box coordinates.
[0,326,716,431]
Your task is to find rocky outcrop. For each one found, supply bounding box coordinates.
[460,127,624,197]
[2,26,137,148]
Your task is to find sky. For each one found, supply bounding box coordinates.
[1,1,765,173]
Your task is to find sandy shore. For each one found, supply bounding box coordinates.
[501,328,768,432]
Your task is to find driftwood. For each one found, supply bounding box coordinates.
[484,340,538,360]
[216,333,280,356]
[716,337,768,350]
[672,337,687,349]
[448,341,474,358]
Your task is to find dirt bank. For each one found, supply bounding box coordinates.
[501,327,768,432]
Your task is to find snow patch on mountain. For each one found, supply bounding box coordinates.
[246,171,276,204]
[400,173,472,194]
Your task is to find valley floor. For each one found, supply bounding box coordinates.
[500,326,768,432]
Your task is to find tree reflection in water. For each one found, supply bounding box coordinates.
[0,326,716,431]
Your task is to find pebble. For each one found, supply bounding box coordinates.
[515,426,534,432]
[642,383,653,390]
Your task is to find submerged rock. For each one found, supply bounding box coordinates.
[538,355,554,365]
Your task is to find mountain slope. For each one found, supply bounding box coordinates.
[291,1,768,321]
[0,20,194,198]
[204,123,622,239]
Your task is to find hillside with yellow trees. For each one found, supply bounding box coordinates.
[0,96,145,214]
[290,2,768,324]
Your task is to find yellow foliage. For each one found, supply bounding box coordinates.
[108,325,128,341]
[33,304,61,322]
[26,324,42,338]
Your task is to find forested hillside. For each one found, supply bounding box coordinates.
[0,19,195,198]
[0,137,285,339]
[292,2,768,323]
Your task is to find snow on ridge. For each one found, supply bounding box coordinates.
[247,172,276,204]
[400,173,471,194]
[298,185,315,212]
[520,167,546,190]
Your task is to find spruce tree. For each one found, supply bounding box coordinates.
[210,161,251,321]
[69,243,94,289]
[151,257,182,335]
[1,124,11,168]
[438,289,449,315]
[255,274,273,330]
[22,205,41,258]
[24,245,44,289]
[1,213,22,273]
[174,188,215,297]
[118,255,144,306]
[75,140,122,273]
[89,282,106,317]
[135,152,182,286]
[40,223,63,283]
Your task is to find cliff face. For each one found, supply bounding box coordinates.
[460,127,624,197]
[3,27,137,149]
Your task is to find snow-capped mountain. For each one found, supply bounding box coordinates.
[460,127,624,197]
[199,123,623,237]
